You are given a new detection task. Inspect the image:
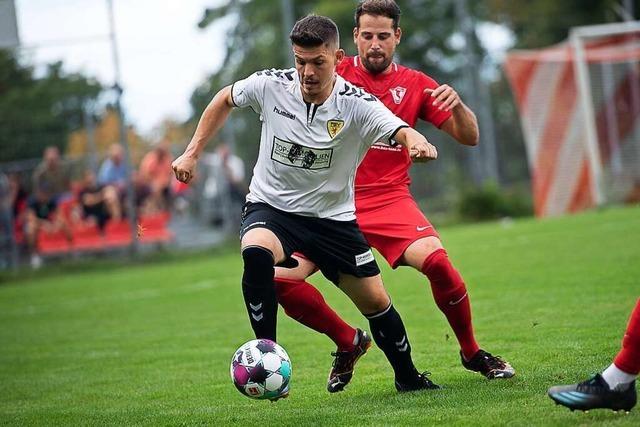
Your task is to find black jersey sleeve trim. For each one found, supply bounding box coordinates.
[388,125,410,146]
[230,83,240,108]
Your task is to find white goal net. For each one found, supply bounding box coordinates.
[505,21,640,216]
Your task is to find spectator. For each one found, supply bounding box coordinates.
[98,143,128,189]
[24,184,72,269]
[139,139,173,212]
[216,142,246,205]
[32,146,70,200]
[202,142,246,228]
[78,169,122,230]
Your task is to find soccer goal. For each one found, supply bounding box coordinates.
[504,21,640,216]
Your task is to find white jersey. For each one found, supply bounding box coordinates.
[231,68,408,221]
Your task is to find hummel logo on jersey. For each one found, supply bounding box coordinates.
[390,86,407,104]
[271,137,333,170]
[327,119,345,138]
[416,225,432,231]
[273,106,296,120]
[256,68,296,81]
[339,83,377,101]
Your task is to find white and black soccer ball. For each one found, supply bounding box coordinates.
[230,339,292,400]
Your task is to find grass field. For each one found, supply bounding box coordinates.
[1,205,639,426]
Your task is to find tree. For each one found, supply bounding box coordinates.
[67,107,147,165]
[187,0,636,217]
[0,49,102,162]
[486,0,636,48]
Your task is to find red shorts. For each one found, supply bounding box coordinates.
[355,188,439,268]
[292,188,438,270]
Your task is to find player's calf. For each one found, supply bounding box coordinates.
[241,245,278,341]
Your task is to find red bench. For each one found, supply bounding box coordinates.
[36,212,173,255]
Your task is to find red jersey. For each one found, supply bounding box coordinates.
[336,56,452,195]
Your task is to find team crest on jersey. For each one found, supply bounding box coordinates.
[390,86,407,104]
[327,119,345,139]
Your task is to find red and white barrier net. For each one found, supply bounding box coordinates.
[504,22,640,217]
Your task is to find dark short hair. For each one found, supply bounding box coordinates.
[355,0,401,29]
[290,15,339,48]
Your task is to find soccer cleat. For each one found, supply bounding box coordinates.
[327,328,373,393]
[548,374,637,412]
[395,371,441,392]
[461,350,515,379]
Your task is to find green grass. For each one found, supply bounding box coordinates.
[1,205,639,426]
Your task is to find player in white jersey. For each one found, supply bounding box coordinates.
[173,15,439,395]
[235,67,404,220]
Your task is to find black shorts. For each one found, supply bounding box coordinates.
[239,202,380,285]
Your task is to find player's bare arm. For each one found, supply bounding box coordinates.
[394,127,437,162]
[425,85,479,146]
[172,85,235,183]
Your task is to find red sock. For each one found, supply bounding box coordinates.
[614,299,640,375]
[421,248,480,360]
[274,277,357,351]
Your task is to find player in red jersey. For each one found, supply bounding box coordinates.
[273,0,514,393]
[548,299,639,412]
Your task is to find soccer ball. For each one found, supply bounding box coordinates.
[230,339,292,400]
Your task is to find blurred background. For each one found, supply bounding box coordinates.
[0,0,638,270]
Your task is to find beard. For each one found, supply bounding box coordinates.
[362,52,392,74]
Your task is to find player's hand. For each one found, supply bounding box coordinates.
[409,141,437,163]
[172,153,197,184]
[425,84,460,112]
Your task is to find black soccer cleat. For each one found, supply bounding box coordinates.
[548,374,637,412]
[327,328,373,393]
[395,371,441,392]
[461,349,515,379]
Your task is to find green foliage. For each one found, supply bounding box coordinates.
[187,0,636,213]
[0,49,102,161]
[486,0,635,48]
[188,0,478,163]
[1,205,639,424]
[458,181,532,221]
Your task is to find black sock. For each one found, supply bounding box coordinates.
[241,246,278,341]
[366,303,418,383]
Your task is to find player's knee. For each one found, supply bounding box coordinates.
[421,249,464,287]
[371,297,391,313]
[241,246,275,288]
[405,236,443,268]
[358,291,391,314]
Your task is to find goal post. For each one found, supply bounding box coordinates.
[504,21,640,216]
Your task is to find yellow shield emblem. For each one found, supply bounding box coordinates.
[327,120,345,139]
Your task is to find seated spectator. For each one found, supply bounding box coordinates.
[32,146,70,202]
[139,140,173,212]
[24,184,72,268]
[78,169,122,230]
[98,144,128,189]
